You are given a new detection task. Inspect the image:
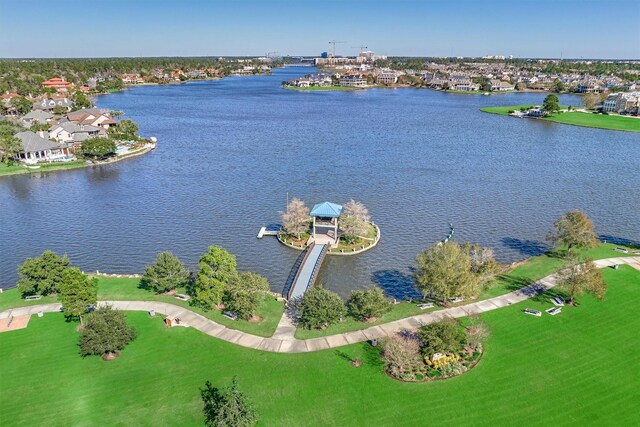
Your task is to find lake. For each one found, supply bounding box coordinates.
[1,67,638,298]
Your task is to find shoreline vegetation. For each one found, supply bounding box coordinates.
[2,265,638,425]
[481,104,640,132]
[1,242,636,336]
[0,144,155,177]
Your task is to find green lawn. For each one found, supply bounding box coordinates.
[1,266,638,426]
[545,111,640,132]
[0,277,284,338]
[480,105,640,132]
[0,161,88,177]
[297,243,638,338]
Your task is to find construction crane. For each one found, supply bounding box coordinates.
[351,45,368,54]
[328,40,345,57]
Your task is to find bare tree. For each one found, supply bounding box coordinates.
[340,199,371,242]
[583,93,600,110]
[558,255,606,304]
[281,198,310,239]
[342,199,370,222]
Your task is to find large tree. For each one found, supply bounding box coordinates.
[547,210,598,254]
[10,96,32,115]
[414,241,481,302]
[583,92,600,110]
[141,251,189,294]
[558,255,606,303]
[59,267,98,326]
[72,91,92,110]
[461,242,500,278]
[192,246,237,308]
[299,285,346,329]
[417,320,467,359]
[0,134,22,164]
[281,198,310,239]
[79,305,137,360]
[114,119,139,137]
[542,93,560,114]
[17,250,71,296]
[224,272,270,320]
[347,286,391,321]
[81,137,117,160]
[201,377,257,427]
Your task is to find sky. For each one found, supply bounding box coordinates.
[1,0,639,59]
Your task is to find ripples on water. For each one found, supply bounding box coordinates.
[1,67,639,297]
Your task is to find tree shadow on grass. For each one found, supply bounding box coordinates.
[599,235,640,250]
[371,269,421,301]
[501,237,551,257]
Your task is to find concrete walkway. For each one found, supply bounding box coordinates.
[1,256,638,353]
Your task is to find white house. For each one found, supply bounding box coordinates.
[15,131,74,164]
[49,122,106,144]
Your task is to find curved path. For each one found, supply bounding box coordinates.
[2,256,638,353]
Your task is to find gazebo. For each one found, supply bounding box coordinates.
[310,201,343,246]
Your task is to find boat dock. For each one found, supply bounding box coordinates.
[257,225,281,239]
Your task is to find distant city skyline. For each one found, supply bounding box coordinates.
[1,0,639,59]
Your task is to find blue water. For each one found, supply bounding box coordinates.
[1,67,638,298]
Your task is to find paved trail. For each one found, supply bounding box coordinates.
[2,256,638,353]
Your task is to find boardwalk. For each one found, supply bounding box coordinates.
[286,243,328,300]
[1,256,638,353]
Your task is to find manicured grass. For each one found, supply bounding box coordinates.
[0,277,284,337]
[297,243,638,338]
[1,267,639,426]
[283,85,361,91]
[0,161,87,177]
[544,111,640,132]
[481,105,640,132]
[295,301,434,339]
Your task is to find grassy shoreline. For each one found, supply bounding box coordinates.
[295,243,638,339]
[481,105,640,132]
[1,265,639,425]
[0,146,154,178]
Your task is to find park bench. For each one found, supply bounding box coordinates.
[450,297,464,303]
[546,307,562,316]
[524,308,542,317]
[175,294,190,301]
[614,247,629,253]
[418,303,434,310]
[24,295,42,301]
[222,311,238,320]
[550,296,565,307]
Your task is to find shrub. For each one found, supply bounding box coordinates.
[347,286,391,321]
[417,320,466,359]
[380,332,423,381]
[201,377,257,427]
[299,286,346,329]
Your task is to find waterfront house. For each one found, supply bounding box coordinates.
[41,77,74,91]
[14,131,74,164]
[33,97,74,112]
[377,70,400,85]
[490,79,515,91]
[339,74,367,87]
[22,110,54,127]
[449,79,480,91]
[602,92,640,113]
[49,122,106,144]
[121,74,145,84]
[67,109,116,129]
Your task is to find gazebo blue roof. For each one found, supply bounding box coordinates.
[310,201,343,218]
